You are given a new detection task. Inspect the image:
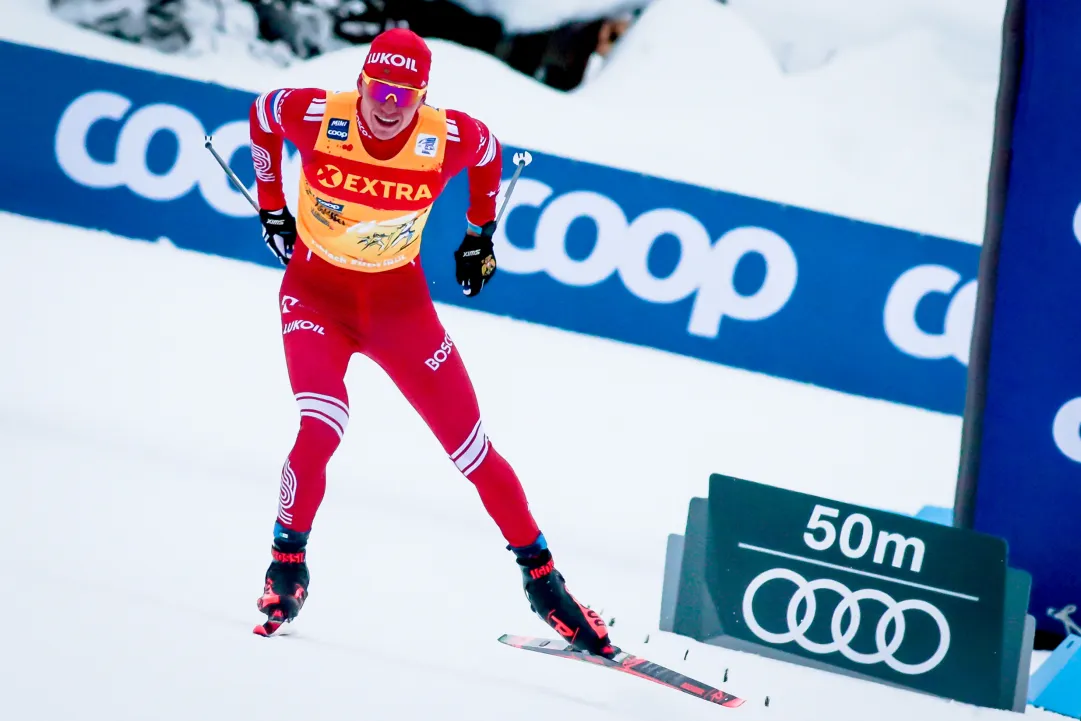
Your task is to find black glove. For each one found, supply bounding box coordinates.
[454,221,497,297]
[260,207,296,266]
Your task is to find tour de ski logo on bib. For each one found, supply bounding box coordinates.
[341,209,425,258]
[302,182,428,259]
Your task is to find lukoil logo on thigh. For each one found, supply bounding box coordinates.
[53,90,302,218]
[284,319,325,336]
[491,179,799,339]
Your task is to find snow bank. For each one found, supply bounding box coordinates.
[727,0,1006,81]
[1,0,274,88]
[8,0,1002,243]
[280,0,1001,241]
[448,0,648,34]
[578,0,1000,239]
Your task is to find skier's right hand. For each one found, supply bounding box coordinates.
[260,207,296,266]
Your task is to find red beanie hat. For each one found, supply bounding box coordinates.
[362,28,432,89]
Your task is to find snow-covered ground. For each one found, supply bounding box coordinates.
[0,211,1056,720]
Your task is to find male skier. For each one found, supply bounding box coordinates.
[247,27,614,657]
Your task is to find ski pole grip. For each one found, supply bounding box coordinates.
[495,150,533,225]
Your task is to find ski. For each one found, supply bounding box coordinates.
[498,634,745,709]
[253,609,290,637]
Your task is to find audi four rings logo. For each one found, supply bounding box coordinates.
[742,568,951,676]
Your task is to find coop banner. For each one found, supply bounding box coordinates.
[971,1,1081,641]
[0,39,980,415]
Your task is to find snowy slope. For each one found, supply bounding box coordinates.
[0,212,1055,721]
[7,0,1001,242]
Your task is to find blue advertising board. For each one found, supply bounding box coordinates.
[0,39,982,416]
[969,1,1081,641]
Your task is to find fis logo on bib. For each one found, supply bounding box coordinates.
[327,118,350,141]
[415,134,438,157]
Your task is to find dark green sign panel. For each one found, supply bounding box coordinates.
[703,474,1012,707]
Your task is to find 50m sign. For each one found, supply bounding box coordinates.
[803,504,927,573]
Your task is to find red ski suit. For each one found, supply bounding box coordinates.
[249,87,540,547]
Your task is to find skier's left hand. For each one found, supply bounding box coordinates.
[454,223,497,297]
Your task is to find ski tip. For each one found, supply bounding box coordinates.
[254,619,285,637]
[497,634,530,648]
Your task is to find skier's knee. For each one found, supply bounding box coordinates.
[450,419,490,477]
[293,391,349,454]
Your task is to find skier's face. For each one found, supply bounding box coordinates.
[359,74,425,140]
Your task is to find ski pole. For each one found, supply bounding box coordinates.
[204,135,259,212]
[496,151,533,225]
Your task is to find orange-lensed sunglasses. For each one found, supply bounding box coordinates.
[360,71,426,107]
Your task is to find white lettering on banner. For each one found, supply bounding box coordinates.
[1073,201,1081,247]
[55,91,130,189]
[491,178,798,339]
[1053,397,1081,463]
[884,265,976,364]
[54,91,302,218]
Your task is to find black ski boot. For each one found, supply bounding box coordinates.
[254,546,309,635]
[515,543,617,658]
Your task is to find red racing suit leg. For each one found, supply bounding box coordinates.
[274,250,541,549]
[359,258,542,549]
[274,259,358,536]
